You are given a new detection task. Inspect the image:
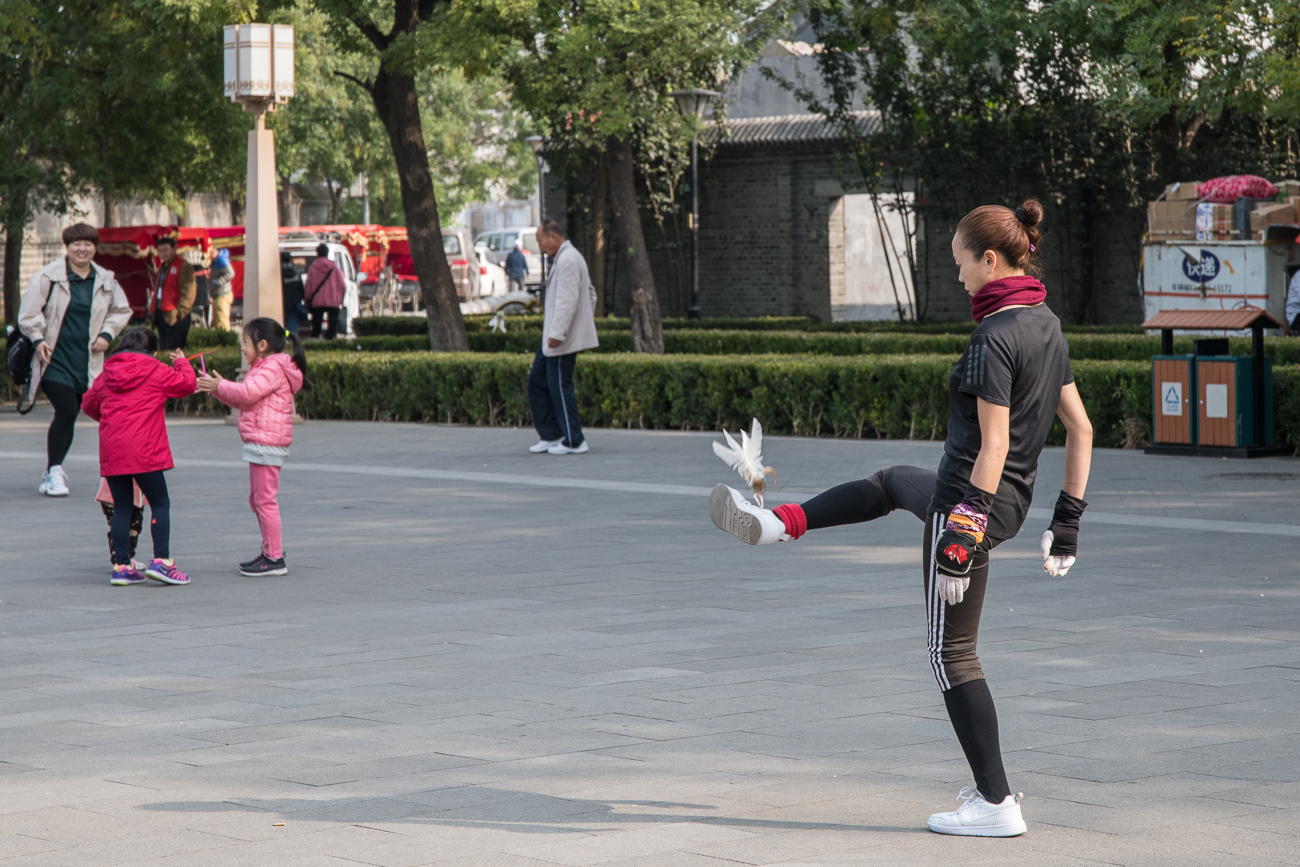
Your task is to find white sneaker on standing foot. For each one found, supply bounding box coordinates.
[547,441,589,455]
[927,787,1026,837]
[529,439,562,453]
[709,484,790,545]
[39,465,69,497]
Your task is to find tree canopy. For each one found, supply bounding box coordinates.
[798,0,1300,322]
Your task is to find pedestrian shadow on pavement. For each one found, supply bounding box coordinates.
[141,787,920,835]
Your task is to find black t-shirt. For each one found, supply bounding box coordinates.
[929,303,1072,541]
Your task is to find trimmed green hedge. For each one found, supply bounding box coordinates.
[5,349,1294,452]
[354,314,1146,337]
[311,329,1300,364]
[290,352,1163,448]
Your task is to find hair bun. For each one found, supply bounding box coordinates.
[1014,199,1044,228]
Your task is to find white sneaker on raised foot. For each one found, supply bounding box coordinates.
[709,484,790,545]
[927,787,1026,837]
[547,441,589,455]
[39,465,69,497]
[529,439,562,454]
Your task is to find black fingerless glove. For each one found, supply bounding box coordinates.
[1047,490,1087,557]
[935,486,995,577]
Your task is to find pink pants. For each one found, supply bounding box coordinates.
[248,463,283,559]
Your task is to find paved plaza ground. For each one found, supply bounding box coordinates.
[1,406,1299,866]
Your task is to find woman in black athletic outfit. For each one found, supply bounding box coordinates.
[710,199,1094,837]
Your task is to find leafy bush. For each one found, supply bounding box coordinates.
[288,351,1162,447]
[356,314,1144,337]
[316,329,1300,364]
[184,328,242,349]
[3,348,1294,452]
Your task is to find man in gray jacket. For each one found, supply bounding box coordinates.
[528,219,599,455]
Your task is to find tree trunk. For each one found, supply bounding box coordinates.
[102,193,116,227]
[277,174,294,227]
[3,218,24,327]
[605,135,662,353]
[591,149,608,317]
[328,182,342,224]
[368,68,466,351]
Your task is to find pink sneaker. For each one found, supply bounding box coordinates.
[110,563,146,586]
[144,559,190,585]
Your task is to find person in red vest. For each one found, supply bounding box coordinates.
[150,236,196,350]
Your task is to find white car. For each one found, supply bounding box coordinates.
[478,258,508,297]
[474,227,543,287]
[280,233,361,336]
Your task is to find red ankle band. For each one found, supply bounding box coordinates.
[772,503,807,540]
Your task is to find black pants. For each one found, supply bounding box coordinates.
[155,310,191,350]
[527,345,583,447]
[42,380,84,469]
[310,306,340,339]
[106,471,170,565]
[795,466,1011,803]
[101,500,144,563]
[801,465,935,528]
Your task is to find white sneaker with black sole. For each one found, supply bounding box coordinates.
[709,484,790,545]
[547,441,589,455]
[39,465,69,497]
[529,439,562,454]
[927,788,1026,837]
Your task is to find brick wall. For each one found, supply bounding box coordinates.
[550,146,1147,325]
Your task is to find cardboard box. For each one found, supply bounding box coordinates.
[1196,202,1234,240]
[1290,195,1300,222]
[1275,180,1300,199]
[1250,201,1296,232]
[1164,181,1202,201]
[1149,200,1197,238]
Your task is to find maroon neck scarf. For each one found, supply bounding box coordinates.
[970,275,1046,323]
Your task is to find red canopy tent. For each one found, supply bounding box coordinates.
[95,227,210,318]
[93,224,413,313]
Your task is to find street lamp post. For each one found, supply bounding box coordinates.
[669,89,718,319]
[525,135,547,282]
[223,23,294,331]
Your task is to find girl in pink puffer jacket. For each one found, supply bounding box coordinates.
[196,317,310,576]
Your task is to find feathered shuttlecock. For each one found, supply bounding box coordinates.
[488,312,507,333]
[712,418,777,506]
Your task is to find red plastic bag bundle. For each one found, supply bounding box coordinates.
[1196,175,1278,204]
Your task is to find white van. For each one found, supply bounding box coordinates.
[474,227,543,287]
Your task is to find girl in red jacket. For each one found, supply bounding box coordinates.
[196,317,310,577]
[81,327,197,586]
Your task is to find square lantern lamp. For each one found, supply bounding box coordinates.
[223,24,294,109]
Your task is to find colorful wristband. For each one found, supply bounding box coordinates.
[946,502,989,545]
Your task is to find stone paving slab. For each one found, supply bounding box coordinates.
[0,407,1298,865]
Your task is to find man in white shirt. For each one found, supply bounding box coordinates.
[527,220,600,455]
[1287,268,1300,334]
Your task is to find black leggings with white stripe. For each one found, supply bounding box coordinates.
[796,467,1011,803]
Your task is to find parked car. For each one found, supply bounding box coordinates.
[474,227,543,287]
[280,232,361,336]
[478,258,508,297]
[444,229,479,299]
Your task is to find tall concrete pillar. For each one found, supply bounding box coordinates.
[245,114,283,327]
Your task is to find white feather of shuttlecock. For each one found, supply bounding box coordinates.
[712,418,771,505]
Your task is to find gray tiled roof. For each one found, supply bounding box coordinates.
[706,111,880,146]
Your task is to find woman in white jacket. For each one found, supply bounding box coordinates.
[18,223,132,496]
